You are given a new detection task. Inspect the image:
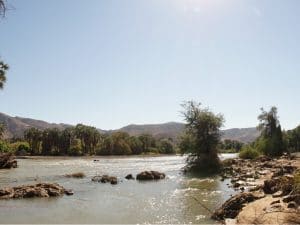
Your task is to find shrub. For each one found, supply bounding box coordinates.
[239,145,260,159]
[10,141,30,155]
[0,141,11,153]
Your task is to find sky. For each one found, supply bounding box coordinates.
[0,0,300,130]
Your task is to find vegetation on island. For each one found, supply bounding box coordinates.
[179,101,224,173]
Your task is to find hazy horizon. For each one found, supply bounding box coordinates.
[1,0,300,130]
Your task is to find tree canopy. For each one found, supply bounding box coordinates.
[180,101,224,173]
[256,107,284,156]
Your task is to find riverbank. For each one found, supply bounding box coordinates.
[214,153,300,224]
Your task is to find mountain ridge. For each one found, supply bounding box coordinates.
[0,112,260,143]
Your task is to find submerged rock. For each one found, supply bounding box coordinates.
[136,171,166,180]
[0,183,71,199]
[91,175,118,185]
[211,192,264,220]
[0,153,17,169]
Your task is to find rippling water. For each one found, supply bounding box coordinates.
[0,154,236,224]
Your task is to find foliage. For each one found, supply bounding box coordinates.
[158,139,175,154]
[0,123,5,139]
[284,125,300,152]
[179,101,224,172]
[257,107,284,156]
[0,140,11,153]
[218,139,244,153]
[239,145,260,159]
[0,60,9,89]
[9,141,30,155]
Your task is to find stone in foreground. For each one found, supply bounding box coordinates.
[211,192,264,220]
[0,183,72,199]
[136,171,166,180]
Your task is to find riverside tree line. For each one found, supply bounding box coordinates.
[0,124,176,156]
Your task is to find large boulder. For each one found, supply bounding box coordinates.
[136,171,166,180]
[0,183,71,199]
[0,153,17,169]
[211,192,263,220]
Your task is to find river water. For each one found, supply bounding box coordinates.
[0,154,237,224]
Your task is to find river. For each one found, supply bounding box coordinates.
[0,154,237,224]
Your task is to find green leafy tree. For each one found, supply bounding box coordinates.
[24,128,42,155]
[257,107,284,156]
[0,123,5,139]
[127,136,143,154]
[138,134,156,153]
[0,60,9,89]
[158,139,175,154]
[179,101,224,173]
[285,125,300,152]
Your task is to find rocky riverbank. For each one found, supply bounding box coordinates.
[213,154,300,224]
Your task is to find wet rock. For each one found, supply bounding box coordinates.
[136,171,166,180]
[211,192,263,220]
[287,201,297,208]
[91,175,118,185]
[125,174,134,180]
[272,168,284,178]
[0,153,17,169]
[64,189,74,195]
[0,183,70,199]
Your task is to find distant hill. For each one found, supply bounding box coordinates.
[0,112,260,143]
[0,112,71,139]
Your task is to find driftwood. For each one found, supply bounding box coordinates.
[0,153,17,169]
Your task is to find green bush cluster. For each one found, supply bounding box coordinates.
[239,145,260,159]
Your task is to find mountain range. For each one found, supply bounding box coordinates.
[0,112,260,143]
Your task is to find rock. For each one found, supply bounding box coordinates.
[0,183,70,199]
[272,191,284,198]
[287,201,297,208]
[91,175,118,185]
[65,172,85,178]
[283,194,300,204]
[233,182,240,188]
[272,168,284,178]
[64,189,74,195]
[240,187,245,191]
[211,192,264,220]
[270,200,280,205]
[263,175,294,195]
[136,171,166,180]
[0,153,17,169]
[125,174,134,180]
[249,185,263,192]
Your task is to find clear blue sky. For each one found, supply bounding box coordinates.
[0,0,299,130]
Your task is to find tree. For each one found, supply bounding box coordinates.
[257,107,284,156]
[0,123,5,139]
[179,101,224,173]
[158,139,175,154]
[0,0,6,17]
[127,136,143,154]
[0,60,9,89]
[285,125,300,153]
[24,128,42,155]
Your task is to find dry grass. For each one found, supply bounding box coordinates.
[65,172,85,178]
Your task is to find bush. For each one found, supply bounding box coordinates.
[10,141,30,155]
[0,141,11,153]
[239,145,260,159]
